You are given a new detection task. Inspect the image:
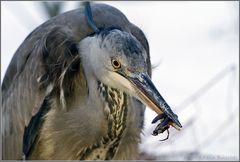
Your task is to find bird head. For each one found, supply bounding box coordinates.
[79,28,182,130]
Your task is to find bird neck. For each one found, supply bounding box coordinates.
[98,81,127,131]
[79,81,128,160]
[97,81,128,138]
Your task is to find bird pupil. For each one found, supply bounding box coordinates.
[113,60,120,67]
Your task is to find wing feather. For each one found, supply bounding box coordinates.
[23,96,51,159]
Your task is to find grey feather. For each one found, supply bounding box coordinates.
[2,3,150,160]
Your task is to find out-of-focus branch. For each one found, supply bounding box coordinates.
[42,2,64,18]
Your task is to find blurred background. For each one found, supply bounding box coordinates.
[1,1,239,160]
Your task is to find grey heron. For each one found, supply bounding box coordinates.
[2,2,181,160]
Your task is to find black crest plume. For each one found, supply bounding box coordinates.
[84,2,100,33]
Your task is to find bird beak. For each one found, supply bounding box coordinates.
[128,73,182,130]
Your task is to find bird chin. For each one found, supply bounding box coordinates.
[104,72,136,94]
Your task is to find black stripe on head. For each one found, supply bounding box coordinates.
[87,26,122,38]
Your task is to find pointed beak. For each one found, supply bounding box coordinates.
[128,73,182,130]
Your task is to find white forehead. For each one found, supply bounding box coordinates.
[98,29,148,62]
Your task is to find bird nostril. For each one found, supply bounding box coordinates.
[126,68,134,73]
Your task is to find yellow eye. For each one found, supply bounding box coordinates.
[111,59,121,69]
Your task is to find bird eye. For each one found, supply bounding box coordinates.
[111,59,121,69]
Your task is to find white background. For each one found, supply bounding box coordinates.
[1,1,239,160]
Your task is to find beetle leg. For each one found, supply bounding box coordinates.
[159,129,170,141]
[151,113,166,124]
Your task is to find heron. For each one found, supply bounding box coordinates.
[2,2,182,160]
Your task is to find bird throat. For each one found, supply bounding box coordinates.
[78,81,128,160]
